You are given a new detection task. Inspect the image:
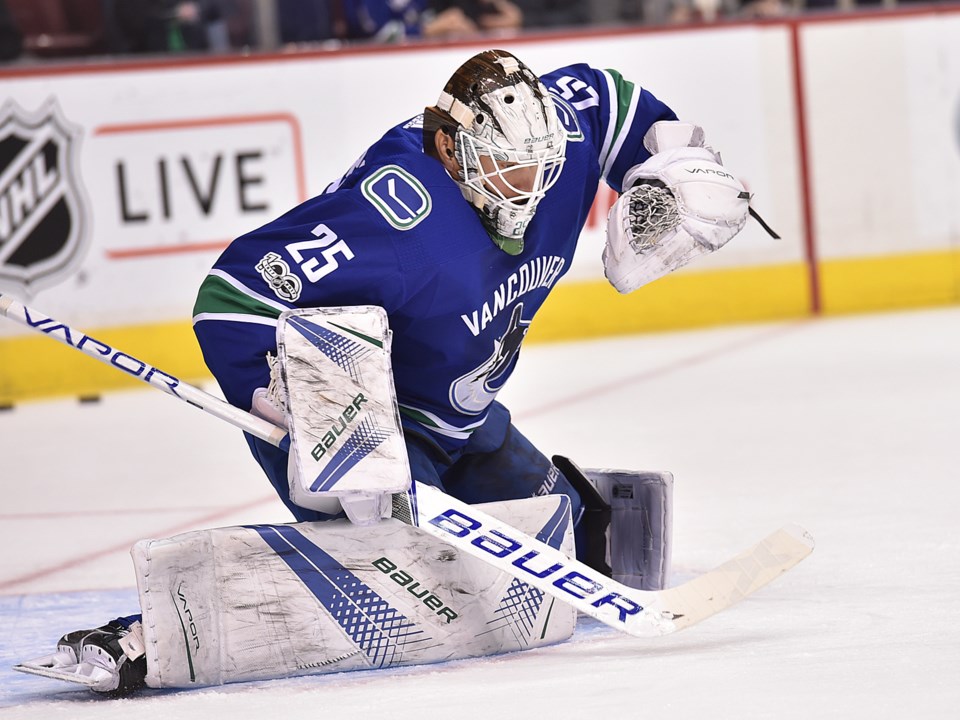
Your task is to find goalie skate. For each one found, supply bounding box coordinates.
[14,618,147,696]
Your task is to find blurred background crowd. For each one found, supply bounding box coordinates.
[0,0,948,63]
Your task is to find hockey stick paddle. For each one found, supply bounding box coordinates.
[406,483,812,636]
[0,293,814,637]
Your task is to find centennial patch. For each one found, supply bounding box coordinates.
[256,251,301,302]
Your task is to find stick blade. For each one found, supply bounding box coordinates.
[637,524,815,635]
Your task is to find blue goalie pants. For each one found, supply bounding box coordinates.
[245,400,584,527]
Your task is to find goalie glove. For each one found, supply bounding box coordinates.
[603,130,750,294]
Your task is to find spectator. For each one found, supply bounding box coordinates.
[424,0,522,37]
[275,1,524,46]
[516,0,588,30]
[645,0,738,25]
[0,0,23,61]
[739,0,789,17]
[277,0,333,43]
[277,0,422,45]
[220,0,254,48]
[340,0,427,41]
[113,0,229,53]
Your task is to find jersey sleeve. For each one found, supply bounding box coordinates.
[541,64,679,193]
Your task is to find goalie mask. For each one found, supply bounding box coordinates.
[424,50,567,255]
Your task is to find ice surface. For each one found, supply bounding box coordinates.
[1,307,958,718]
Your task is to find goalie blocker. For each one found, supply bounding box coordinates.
[255,306,413,526]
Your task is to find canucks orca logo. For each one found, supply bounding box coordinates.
[0,100,89,295]
[450,303,530,415]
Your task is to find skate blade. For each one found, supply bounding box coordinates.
[14,657,101,688]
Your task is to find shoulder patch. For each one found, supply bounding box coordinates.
[361,165,432,230]
[551,76,600,111]
[549,93,584,143]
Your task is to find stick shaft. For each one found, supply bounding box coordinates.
[0,293,288,449]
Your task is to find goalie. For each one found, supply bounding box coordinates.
[25,49,753,695]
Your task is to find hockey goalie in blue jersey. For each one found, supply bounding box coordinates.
[20,49,754,696]
[192,48,749,526]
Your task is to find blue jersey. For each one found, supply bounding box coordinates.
[193,64,676,455]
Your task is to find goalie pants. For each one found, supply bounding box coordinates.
[245,400,584,527]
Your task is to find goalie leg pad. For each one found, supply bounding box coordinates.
[131,495,575,689]
[554,455,672,591]
[586,468,673,591]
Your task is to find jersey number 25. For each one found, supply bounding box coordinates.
[285,223,354,282]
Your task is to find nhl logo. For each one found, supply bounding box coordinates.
[0,101,89,295]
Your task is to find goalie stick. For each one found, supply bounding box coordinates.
[0,292,814,638]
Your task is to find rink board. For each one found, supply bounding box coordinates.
[1,8,958,402]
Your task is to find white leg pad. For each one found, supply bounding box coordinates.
[131,495,575,689]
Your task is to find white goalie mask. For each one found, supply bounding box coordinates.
[427,50,567,254]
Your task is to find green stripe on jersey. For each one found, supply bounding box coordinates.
[399,406,440,428]
[605,68,637,143]
[193,274,282,320]
[398,406,478,437]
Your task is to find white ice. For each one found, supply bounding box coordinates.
[1,307,958,718]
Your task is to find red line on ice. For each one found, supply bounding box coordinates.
[0,494,280,593]
[517,321,808,421]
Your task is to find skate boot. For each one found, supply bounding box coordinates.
[15,617,148,697]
